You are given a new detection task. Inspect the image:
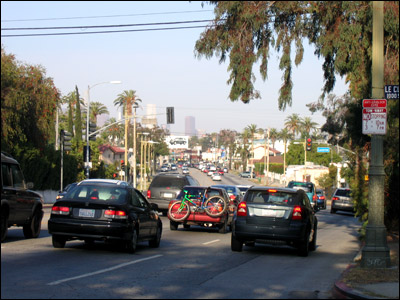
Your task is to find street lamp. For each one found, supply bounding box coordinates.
[85,81,121,179]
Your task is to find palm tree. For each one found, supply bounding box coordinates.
[269,128,279,150]
[284,113,302,138]
[114,90,141,116]
[279,128,294,178]
[301,116,318,138]
[219,129,237,169]
[90,101,109,123]
[246,124,258,177]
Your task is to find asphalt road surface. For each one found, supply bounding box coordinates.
[1,167,361,299]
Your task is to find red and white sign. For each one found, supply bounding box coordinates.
[362,99,387,135]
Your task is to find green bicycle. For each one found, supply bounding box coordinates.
[168,189,227,222]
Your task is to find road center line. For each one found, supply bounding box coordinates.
[47,254,163,286]
[202,239,220,245]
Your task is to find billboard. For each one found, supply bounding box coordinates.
[165,135,189,149]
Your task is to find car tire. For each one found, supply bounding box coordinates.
[297,230,310,257]
[126,229,138,253]
[218,219,228,234]
[149,224,161,248]
[23,208,43,239]
[1,209,9,242]
[330,208,336,214]
[170,221,179,230]
[309,224,317,251]
[231,234,243,252]
[52,235,66,248]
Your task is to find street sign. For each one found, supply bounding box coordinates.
[362,99,387,135]
[385,85,399,100]
[317,147,330,153]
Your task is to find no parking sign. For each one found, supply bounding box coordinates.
[362,99,387,135]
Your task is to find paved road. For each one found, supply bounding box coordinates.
[1,168,362,299]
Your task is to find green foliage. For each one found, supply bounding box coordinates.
[254,163,284,175]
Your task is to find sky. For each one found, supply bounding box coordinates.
[1,1,349,136]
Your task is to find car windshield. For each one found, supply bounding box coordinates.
[65,184,127,204]
[335,189,351,197]
[151,177,186,189]
[246,190,296,205]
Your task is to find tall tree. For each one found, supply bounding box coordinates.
[90,101,109,123]
[74,85,83,144]
[301,117,318,138]
[284,113,302,138]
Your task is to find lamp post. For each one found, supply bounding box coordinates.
[85,81,121,179]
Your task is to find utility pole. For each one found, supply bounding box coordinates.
[361,1,390,268]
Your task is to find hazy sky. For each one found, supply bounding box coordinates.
[1,1,349,135]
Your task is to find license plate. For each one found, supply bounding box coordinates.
[163,193,173,198]
[79,209,95,218]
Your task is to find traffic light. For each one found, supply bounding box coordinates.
[60,130,72,151]
[306,138,312,151]
[89,122,97,141]
[83,146,92,161]
[113,173,117,178]
[121,160,125,169]
[166,107,174,124]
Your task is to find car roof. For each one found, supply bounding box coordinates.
[78,179,129,186]
[248,186,300,193]
[1,152,19,164]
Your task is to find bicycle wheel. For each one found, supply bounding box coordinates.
[204,196,227,217]
[168,201,190,222]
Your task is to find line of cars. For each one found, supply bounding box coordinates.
[2,151,353,258]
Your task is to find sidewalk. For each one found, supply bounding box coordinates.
[333,232,399,299]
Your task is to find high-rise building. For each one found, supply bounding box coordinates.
[142,104,157,129]
[185,116,196,136]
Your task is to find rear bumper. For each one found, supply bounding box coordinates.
[48,218,133,241]
[233,219,307,242]
[148,199,170,211]
[331,202,354,211]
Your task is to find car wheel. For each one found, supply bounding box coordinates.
[218,220,228,234]
[330,208,336,214]
[231,234,243,252]
[1,209,9,242]
[126,229,138,253]
[52,235,66,248]
[297,230,310,257]
[149,224,162,248]
[170,221,179,230]
[309,224,317,251]
[23,209,43,238]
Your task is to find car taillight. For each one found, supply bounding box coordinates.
[147,190,151,198]
[313,195,318,201]
[230,195,236,201]
[292,205,302,220]
[237,202,247,217]
[320,196,325,200]
[51,206,70,215]
[332,197,339,201]
[104,210,127,219]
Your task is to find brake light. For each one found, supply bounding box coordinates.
[268,189,277,193]
[292,205,302,220]
[332,197,339,201]
[104,209,127,219]
[230,194,236,201]
[51,206,70,215]
[237,202,247,217]
[147,190,151,198]
[313,194,318,201]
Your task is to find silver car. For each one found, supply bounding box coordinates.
[330,188,354,213]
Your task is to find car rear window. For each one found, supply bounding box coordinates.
[66,185,127,204]
[150,176,186,189]
[335,189,351,197]
[246,190,296,205]
[288,182,313,193]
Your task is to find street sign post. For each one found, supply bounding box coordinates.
[362,99,387,135]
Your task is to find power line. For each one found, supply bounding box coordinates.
[1,24,211,37]
[1,9,214,22]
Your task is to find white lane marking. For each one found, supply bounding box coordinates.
[47,254,163,286]
[202,239,220,245]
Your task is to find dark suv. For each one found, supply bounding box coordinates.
[231,186,318,256]
[1,152,44,242]
[147,173,199,215]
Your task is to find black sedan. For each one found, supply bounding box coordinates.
[231,186,317,256]
[48,179,162,253]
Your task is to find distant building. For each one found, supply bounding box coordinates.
[185,116,196,136]
[142,104,157,129]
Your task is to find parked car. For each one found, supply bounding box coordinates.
[167,186,236,233]
[48,179,162,253]
[231,186,318,256]
[316,188,326,209]
[211,184,243,205]
[147,173,199,215]
[239,171,255,178]
[287,181,318,210]
[237,185,252,197]
[331,188,354,214]
[56,182,78,201]
[211,172,222,181]
[182,167,190,174]
[160,164,169,172]
[1,152,44,242]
